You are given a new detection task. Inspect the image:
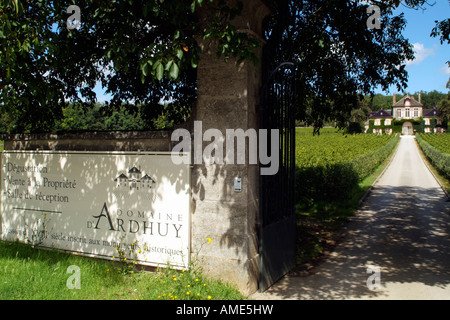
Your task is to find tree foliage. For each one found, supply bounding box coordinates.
[264,0,417,132]
[271,0,448,133]
[0,0,448,133]
[0,0,258,133]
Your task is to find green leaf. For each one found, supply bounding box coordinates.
[176,49,183,60]
[165,60,173,71]
[191,58,198,69]
[155,61,164,81]
[142,62,149,76]
[169,62,179,80]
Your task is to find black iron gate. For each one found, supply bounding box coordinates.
[258,61,296,292]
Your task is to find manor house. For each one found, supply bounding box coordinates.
[366,93,444,135]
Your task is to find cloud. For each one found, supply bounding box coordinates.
[406,43,436,66]
[438,64,450,75]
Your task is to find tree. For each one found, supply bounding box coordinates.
[0,0,448,133]
[418,90,447,109]
[437,85,450,127]
[371,94,394,110]
[0,0,258,133]
[268,0,415,132]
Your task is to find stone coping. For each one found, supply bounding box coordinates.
[0,130,173,141]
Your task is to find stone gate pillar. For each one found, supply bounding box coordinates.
[191,0,270,295]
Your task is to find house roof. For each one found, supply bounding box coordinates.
[141,174,155,183]
[369,110,393,119]
[423,108,441,117]
[128,166,141,174]
[114,173,128,181]
[393,94,423,107]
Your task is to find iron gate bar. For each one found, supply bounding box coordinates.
[258,61,296,292]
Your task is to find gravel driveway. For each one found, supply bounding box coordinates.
[251,136,450,300]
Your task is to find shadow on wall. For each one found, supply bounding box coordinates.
[1,145,191,269]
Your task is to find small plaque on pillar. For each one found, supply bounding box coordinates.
[234,177,242,192]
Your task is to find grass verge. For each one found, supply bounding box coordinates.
[0,241,244,300]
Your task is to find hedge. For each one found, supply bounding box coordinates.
[416,134,450,180]
[295,134,400,202]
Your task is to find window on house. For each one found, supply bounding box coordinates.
[405,108,410,118]
[414,108,419,117]
[396,109,402,118]
[384,119,391,126]
[424,118,430,125]
[374,119,381,126]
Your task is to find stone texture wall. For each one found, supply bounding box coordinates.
[2,131,172,152]
[191,0,270,295]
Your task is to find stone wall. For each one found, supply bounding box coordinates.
[191,0,270,295]
[1,131,172,152]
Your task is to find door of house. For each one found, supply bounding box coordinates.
[402,122,413,135]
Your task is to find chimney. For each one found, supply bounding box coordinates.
[393,93,396,105]
[419,92,422,104]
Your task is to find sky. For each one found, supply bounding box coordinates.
[93,1,450,101]
[376,1,450,95]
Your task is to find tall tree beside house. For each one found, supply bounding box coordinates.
[0,0,448,133]
[370,94,394,111]
[437,84,450,127]
[437,98,450,128]
[419,90,448,109]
